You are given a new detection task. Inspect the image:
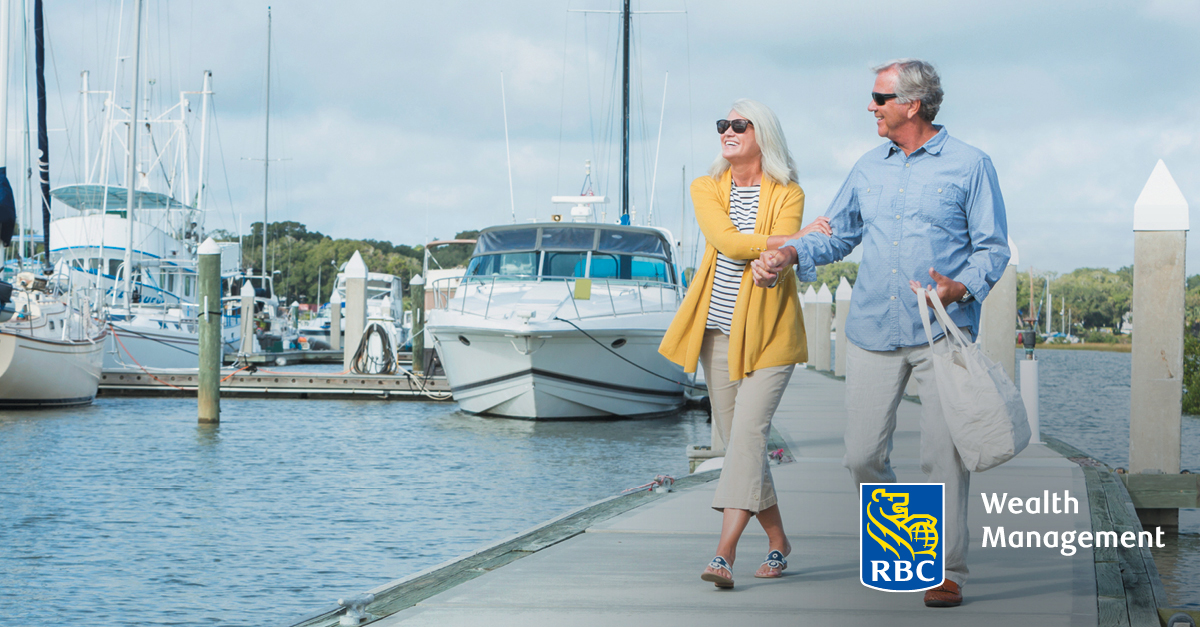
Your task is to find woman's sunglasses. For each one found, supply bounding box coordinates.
[716,119,752,134]
[871,92,898,106]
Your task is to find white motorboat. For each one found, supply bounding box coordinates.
[298,271,405,350]
[426,216,688,419]
[0,276,105,407]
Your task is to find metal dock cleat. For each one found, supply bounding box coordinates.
[337,593,375,626]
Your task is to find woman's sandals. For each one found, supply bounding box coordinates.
[754,550,788,578]
[700,556,735,588]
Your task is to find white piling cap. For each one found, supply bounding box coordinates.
[240,281,254,297]
[1133,160,1189,231]
[803,285,817,304]
[344,250,368,278]
[816,283,833,304]
[330,290,342,305]
[1007,236,1019,267]
[198,237,220,255]
[835,276,852,301]
[410,274,425,286]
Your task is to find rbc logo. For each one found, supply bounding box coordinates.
[860,483,944,592]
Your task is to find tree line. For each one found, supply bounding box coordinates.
[207,221,477,305]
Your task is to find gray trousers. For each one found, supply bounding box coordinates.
[700,329,795,514]
[844,338,971,586]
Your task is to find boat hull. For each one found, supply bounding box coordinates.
[430,320,685,419]
[0,331,105,407]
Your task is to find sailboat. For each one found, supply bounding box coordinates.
[47,0,242,370]
[0,0,105,407]
[426,0,689,419]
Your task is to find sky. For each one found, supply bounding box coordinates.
[17,0,1200,275]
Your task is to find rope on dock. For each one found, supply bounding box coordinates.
[112,330,190,391]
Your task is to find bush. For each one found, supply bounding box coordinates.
[1184,334,1200,414]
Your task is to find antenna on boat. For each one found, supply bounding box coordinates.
[261,6,272,281]
[121,0,145,309]
[620,0,630,223]
[648,72,668,226]
[501,71,516,224]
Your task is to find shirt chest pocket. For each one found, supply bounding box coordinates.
[918,183,967,230]
[855,186,883,223]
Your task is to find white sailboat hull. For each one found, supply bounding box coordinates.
[0,330,104,407]
[430,314,685,420]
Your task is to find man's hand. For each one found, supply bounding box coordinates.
[909,268,967,308]
[750,247,797,288]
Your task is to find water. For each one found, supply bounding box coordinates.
[2,350,1196,624]
[0,399,708,626]
[1030,348,1200,609]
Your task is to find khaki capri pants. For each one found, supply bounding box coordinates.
[699,329,795,513]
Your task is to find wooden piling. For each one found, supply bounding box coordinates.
[802,285,816,364]
[1130,159,1189,529]
[197,238,221,423]
[410,274,425,374]
[329,291,341,352]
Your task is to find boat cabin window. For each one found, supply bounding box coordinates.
[467,252,538,278]
[466,225,673,283]
[542,251,588,278]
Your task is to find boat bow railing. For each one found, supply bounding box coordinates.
[428,275,680,322]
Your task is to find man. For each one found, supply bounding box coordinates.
[753,59,1009,607]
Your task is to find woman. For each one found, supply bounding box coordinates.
[659,99,830,589]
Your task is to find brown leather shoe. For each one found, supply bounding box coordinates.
[923,580,962,607]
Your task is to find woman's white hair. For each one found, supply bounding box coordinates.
[708,99,797,186]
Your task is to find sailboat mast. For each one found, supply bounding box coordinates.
[620,0,630,220]
[34,0,48,264]
[261,7,271,279]
[122,0,144,308]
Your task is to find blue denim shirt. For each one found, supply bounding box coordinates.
[785,126,1010,351]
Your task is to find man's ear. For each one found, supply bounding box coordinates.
[907,100,922,120]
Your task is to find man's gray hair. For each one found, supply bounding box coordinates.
[873,59,943,123]
[708,98,797,186]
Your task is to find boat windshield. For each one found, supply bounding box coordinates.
[466,226,673,283]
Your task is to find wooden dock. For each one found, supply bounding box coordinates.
[98,368,451,400]
[283,366,1185,627]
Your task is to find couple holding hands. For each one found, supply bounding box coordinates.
[658,58,1011,608]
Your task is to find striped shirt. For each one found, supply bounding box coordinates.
[706,184,760,334]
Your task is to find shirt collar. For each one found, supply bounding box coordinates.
[887,125,948,158]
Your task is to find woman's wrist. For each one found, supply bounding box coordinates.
[766,234,787,250]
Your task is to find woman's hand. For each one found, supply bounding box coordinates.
[750,259,778,288]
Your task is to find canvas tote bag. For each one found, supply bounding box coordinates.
[918,288,1031,472]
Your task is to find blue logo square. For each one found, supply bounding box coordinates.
[859,483,945,592]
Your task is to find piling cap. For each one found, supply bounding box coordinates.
[1007,236,1019,266]
[198,237,220,256]
[835,276,853,301]
[411,274,425,286]
[240,281,254,296]
[344,250,368,278]
[330,290,342,305]
[1133,160,1189,231]
[816,283,833,304]
[803,286,817,304]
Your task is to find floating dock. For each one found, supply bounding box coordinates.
[99,368,451,400]
[285,366,1186,627]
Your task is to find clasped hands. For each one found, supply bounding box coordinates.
[749,217,831,287]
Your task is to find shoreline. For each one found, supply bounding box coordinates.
[1028,342,1132,353]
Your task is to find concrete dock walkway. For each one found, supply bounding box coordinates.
[363,367,1104,626]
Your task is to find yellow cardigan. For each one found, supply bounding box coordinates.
[659,169,807,380]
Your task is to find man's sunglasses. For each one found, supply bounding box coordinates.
[871,92,899,106]
[716,119,753,134]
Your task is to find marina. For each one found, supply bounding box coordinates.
[0,1,1195,626]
